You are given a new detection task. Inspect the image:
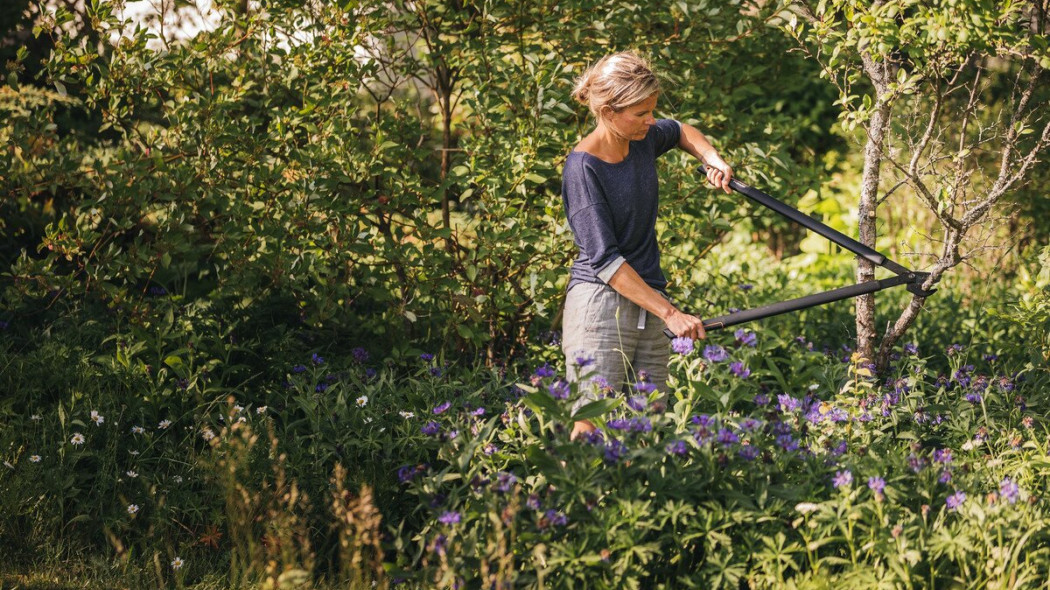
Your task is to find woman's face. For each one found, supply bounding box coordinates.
[604,93,658,141]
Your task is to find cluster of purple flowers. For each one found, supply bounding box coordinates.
[607,417,652,434]
[548,379,571,400]
[666,440,689,456]
[540,509,568,529]
[778,394,802,413]
[999,477,1020,504]
[945,490,966,511]
[604,439,628,463]
[397,463,428,484]
[729,361,751,379]
[868,476,887,496]
[626,394,648,412]
[804,402,849,425]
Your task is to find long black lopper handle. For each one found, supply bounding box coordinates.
[697,165,894,269]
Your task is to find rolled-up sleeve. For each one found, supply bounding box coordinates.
[562,157,624,284]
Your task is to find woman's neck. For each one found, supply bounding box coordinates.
[590,120,631,160]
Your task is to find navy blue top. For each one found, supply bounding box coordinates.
[561,118,681,293]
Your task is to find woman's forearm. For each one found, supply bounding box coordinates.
[678,122,725,165]
[606,263,677,322]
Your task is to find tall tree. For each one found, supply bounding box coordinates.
[785,0,1050,370]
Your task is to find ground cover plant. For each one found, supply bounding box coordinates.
[3,0,1050,588]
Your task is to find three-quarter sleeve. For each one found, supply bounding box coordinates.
[562,157,625,283]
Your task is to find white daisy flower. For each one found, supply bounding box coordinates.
[399,411,415,419]
[126,470,138,478]
[201,428,215,441]
[127,504,139,515]
[171,556,185,570]
[356,395,368,407]
[70,433,85,446]
[30,414,42,421]
[237,416,246,423]
[29,455,42,463]
[90,411,105,426]
[158,420,171,429]
[172,475,183,484]
[233,404,244,414]
[255,406,267,414]
[131,426,145,434]
[795,502,820,515]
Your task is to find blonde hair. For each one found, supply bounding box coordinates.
[572,51,661,118]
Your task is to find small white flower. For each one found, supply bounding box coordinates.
[172,475,184,484]
[3,461,13,469]
[158,420,172,430]
[808,383,820,391]
[399,411,415,419]
[131,426,145,434]
[795,502,820,515]
[70,433,85,446]
[237,416,246,423]
[129,450,140,456]
[29,455,42,463]
[356,395,369,407]
[255,406,267,415]
[201,428,215,441]
[171,556,184,570]
[30,414,42,421]
[126,470,138,478]
[233,404,244,414]
[127,504,139,515]
[364,417,373,424]
[90,410,105,426]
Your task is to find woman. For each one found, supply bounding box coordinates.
[561,51,734,439]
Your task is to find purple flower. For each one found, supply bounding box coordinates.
[542,509,568,527]
[438,511,461,525]
[526,495,542,510]
[945,490,966,511]
[716,428,739,447]
[908,454,927,473]
[947,344,965,356]
[737,446,760,461]
[629,417,653,433]
[983,353,999,362]
[626,395,648,411]
[753,393,771,406]
[671,337,694,355]
[548,379,571,400]
[832,470,853,488]
[703,345,729,363]
[421,421,441,436]
[729,362,751,379]
[734,329,757,347]
[470,407,485,417]
[311,353,325,365]
[352,348,369,363]
[738,283,754,291]
[904,343,918,355]
[429,366,444,377]
[939,469,953,484]
[778,394,801,413]
[739,417,762,432]
[776,434,799,452]
[998,377,1015,393]
[534,363,556,378]
[483,443,499,455]
[292,364,307,374]
[829,440,848,456]
[433,401,452,415]
[666,440,688,456]
[607,418,629,431]
[868,477,887,495]
[933,448,953,464]
[633,381,657,395]
[965,392,982,404]
[1000,477,1020,504]
[493,471,518,494]
[397,464,421,483]
[590,375,610,391]
[604,439,628,463]
[365,368,377,379]
[315,383,328,392]
[421,353,435,362]
[692,414,715,427]
[574,354,595,367]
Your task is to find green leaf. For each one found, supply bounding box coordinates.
[571,397,621,421]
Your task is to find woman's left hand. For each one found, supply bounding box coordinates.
[705,161,733,194]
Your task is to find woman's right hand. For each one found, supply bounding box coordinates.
[665,308,707,341]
